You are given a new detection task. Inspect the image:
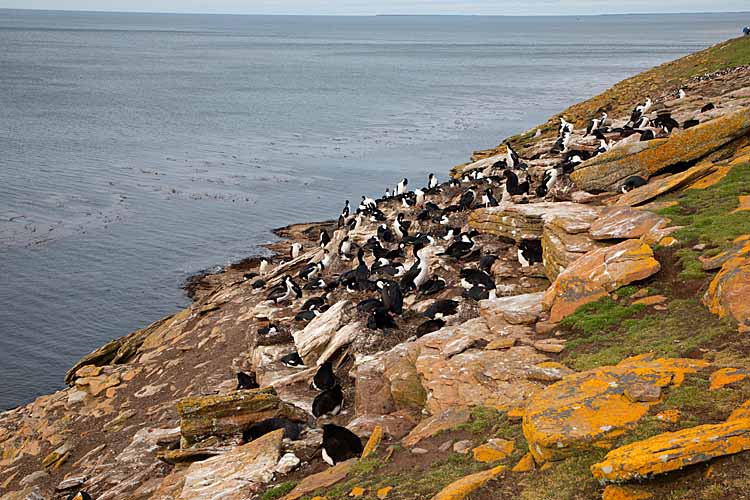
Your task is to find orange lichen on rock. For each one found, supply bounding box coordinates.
[511,453,536,473]
[376,486,393,499]
[703,251,750,332]
[349,487,365,497]
[709,367,750,390]
[542,239,661,323]
[699,235,750,271]
[591,419,750,482]
[632,295,667,307]
[655,409,681,423]
[472,439,514,463]
[614,159,717,207]
[732,195,750,213]
[728,401,750,421]
[522,356,708,462]
[602,485,652,500]
[361,425,383,458]
[429,465,506,500]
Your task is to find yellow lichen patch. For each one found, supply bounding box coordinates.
[377,486,393,499]
[709,367,750,390]
[703,251,750,332]
[732,195,750,213]
[686,164,734,190]
[632,295,667,307]
[311,497,328,500]
[602,485,652,500]
[655,409,681,423]
[522,357,708,462]
[430,465,506,500]
[511,452,535,473]
[592,419,750,482]
[658,236,678,247]
[361,425,383,459]
[349,486,365,497]
[472,439,514,463]
[506,407,525,422]
[728,401,750,421]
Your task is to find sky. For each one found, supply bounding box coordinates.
[1,0,749,16]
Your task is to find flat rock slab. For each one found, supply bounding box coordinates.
[281,458,356,500]
[403,408,471,447]
[700,235,750,270]
[614,160,717,207]
[703,250,750,332]
[429,465,506,500]
[591,419,750,482]
[479,292,546,326]
[177,429,282,500]
[542,209,607,281]
[571,107,750,192]
[522,355,708,462]
[589,207,670,241]
[469,203,601,242]
[543,239,661,323]
[293,300,355,365]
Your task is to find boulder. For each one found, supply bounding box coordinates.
[703,250,750,332]
[602,485,652,500]
[177,429,282,500]
[280,459,356,500]
[402,409,471,447]
[542,208,606,280]
[699,235,750,270]
[176,387,308,445]
[429,465,506,500]
[472,438,514,463]
[469,202,601,242]
[571,107,750,192]
[522,356,708,462]
[479,292,545,325]
[542,239,661,323]
[613,159,717,207]
[588,207,671,242]
[591,419,750,482]
[708,367,750,390]
[292,300,355,365]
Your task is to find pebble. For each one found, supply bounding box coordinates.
[453,440,473,454]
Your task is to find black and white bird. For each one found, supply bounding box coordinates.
[312,385,344,417]
[419,277,446,296]
[479,255,497,273]
[367,304,398,331]
[341,200,351,218]
[259,257,271,276]
[428,173,438,189]
[535,168,558,198]
[396,178,409,196]
[290,242,302,260]
[442,230,478,260]
[506,143,521,169]
[482,188,499,207]
[414,188,425,207]
[621,175,648,193]
[393,213,411,240]
[360,195,377,211]
[281,351,306,368]
[258,324,278,336]
[312,361,337,391]
[518,240,543,267]
[236,371,259,390]
[321,424,363,466]
[424,299,459,320]
[319,229,331,248]
[551,130,571,154]
[299,260,324,281]
[267,275,303,304]
[559,117,574,135]
[632,116,650,129]
[301,294,327,312]
[377,279,403,315]
[338,236,352,260]
[400,242,431,292]
[678,88,686,99]
[503,170,530,196]
[459,188,476,211]
[243,417,303,442]
[415,318,445,337]
[460,268,495,291]
[630,97,652,125]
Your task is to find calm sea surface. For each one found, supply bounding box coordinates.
[0,10,744,409]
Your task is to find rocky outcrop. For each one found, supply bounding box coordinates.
[176,387,309,445]
[542,239,661,323]
[293,300,356,365]
[588,207,674,243]
[591,419,750,481]
[522,355,708,462]
[703,246,750,332]
[542,208,605,281]
[479,292,545,326]
[571,107,750,192]
[613,159,719,207]
[469,203,601,242]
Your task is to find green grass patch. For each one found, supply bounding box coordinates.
[519,450,607,500]
[260,481,297,500]
[559,295,645,338]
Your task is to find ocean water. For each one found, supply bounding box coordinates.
[0,10,744,409]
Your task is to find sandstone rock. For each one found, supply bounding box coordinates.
[602,485,652,500]
[361,425,383,459]
[614,160,717,207]
[542,217,606,281]
[543,239,661,323]
[402,409,470,447]
[176,387,308,445]
[41,441,73,470]
[293,301,355,365]
[700,235,750,270]
[0,487,48,500]
[632,295,667,307]
[525,362,574,382]
[532,340,566,354]
[472,438,514,463]
[429,465,506,500]
[703,250,750,332]
[571,107,750,192]
[176,429,282,500]
[709,367,750,390]
[275,452,301,474]
[523,356,708,462]
[591,419,750,482]
[623,383,661,403]
[589,207,671,242]
[281,459,356,500]
[347,414,415,440]
[485,338,516,350]
[728,401,750,421]
[411,447,429,455]
[157,447,230,465]
[470,203,601,242]
[377,486,393,499]
[75,372,121,397]
[317,322,363,366]
[453,440,473,454]
[479,292,545,325]
[511,453,535,473]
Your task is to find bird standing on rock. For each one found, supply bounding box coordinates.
[321,424,363,466]
[312,361,337,391]
[266,275,302,304]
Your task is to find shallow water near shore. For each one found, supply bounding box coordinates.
[0,10,744,409]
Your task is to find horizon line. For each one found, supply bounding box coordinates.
[2,7,750,17]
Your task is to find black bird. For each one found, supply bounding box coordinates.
[243,417,304,442]
[312,361,337,391]
[301,295,327,312]
[479,255,498,273]
[701,103,715,113]
[503,170,530,196]
[415,318,445,337]
[357,297,385,314]
[377,224,394,243]
[459,189,476,210]
[321,424,363,466]
[319,229,331,248]
[341,200,351,218]
[258,324,278,336]
[518,239,543,267]
[460,268,495,290]
[683,118,700,129]
[621,175,648,193]
[299,261,324,281]
[377,279,403,315]
[419,277,446,296]
[312,385,344,417]
[441,231,478,260]
[236,371,259,390]
[535,168,558,198]
[266,275,303,304]
[252,279,266,289]
[482,188,499,207]
[303,278,332,291]
[295,309,319,322]
[281,351,306,368]
[463,286,491,301]
[367,305,399,331]
[424,299,459,319]
[652,113,680,132]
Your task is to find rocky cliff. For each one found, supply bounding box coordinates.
[2,35,750,500]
